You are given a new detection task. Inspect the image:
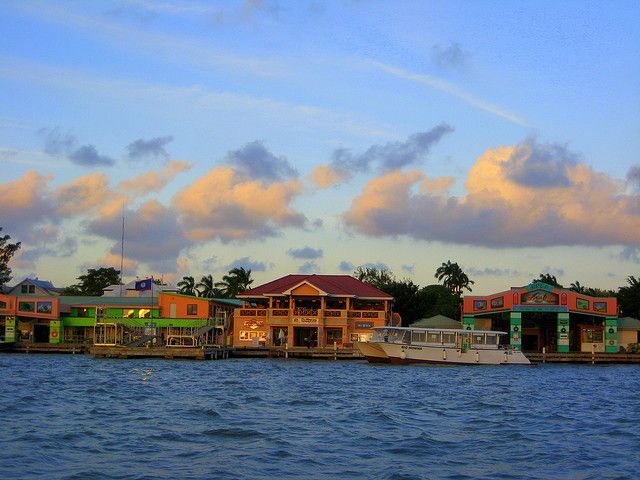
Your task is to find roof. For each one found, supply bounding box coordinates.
[58,296,157,307]
[12,277,57,290]
[410,315,462,329]
[618,317,640,330]
[238,274,393,300]
[160,292,243,307]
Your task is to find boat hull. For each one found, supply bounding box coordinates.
[377,342,530,365]
[354,341,390,363]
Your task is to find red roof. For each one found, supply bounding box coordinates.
[238,274,393,300]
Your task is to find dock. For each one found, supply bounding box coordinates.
[90,345,232,360]
[526,351,640,364]
[232,346,364,360]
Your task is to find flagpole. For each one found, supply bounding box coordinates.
[119,202,125,297]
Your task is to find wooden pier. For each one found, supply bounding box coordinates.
[90,345,232,360]
[526,351,640,364]
[232,346,364,360]
[11,342,87,354]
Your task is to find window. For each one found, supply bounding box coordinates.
[411,331,426,343]
[21,285,28,294]
[582,328,603,343]
[187,304,198,316]
[37,302,53,314]
[138,309,151,318]
[123,309,135,318]
[485,334,498,345]
[427,332,442,343]
[18,301,35,312]
[442,333,456,344]
[0,300,6,309]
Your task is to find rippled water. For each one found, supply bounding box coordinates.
[0,354,638,479]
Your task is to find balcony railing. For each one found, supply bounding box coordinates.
[235,307,384,320]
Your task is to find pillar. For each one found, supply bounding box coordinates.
[604,317,618,353]
[49,319,63,344]
[462,316,474,349]
[510,312,522,351]
[4,316,16,342]
[557,312,570,353]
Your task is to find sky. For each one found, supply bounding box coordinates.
[1,0,639,295]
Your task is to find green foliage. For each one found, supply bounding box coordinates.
[626,343,640,354]
[534,273,563,288]
[618,276,640,319]
[420,284,460,320]
[435,260,474,296]
[0,227,21,289]
[216,267,254,298]
[354,266,395,290]
[177,276,197,296]
[62,267,121,296]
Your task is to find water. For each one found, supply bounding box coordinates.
[0,355,638,480]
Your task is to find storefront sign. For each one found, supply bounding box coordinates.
[243,320,265,329]
[522,290,559,305]
[473,300,487,310]
[576,298,589,310]
[292,318,318,325]
[593,302,607,313]
[490,297,504,309]
[355,321,374,329]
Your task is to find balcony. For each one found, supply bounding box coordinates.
[234,307,384,322]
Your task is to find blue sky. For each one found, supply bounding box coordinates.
[1,0,639,294]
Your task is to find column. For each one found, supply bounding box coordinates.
[510,312,522,351]
[49,319,63,344]
[463,316,474,349]
[4,316,16,342]
[557,312,570,353]
[604,317,618,353]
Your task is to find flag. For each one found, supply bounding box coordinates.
[135,278,153,291]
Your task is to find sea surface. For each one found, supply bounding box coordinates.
[0,354,638,480]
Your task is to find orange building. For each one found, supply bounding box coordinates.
[233,274,393,348]
[463,281,618,353]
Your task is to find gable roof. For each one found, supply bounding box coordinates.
[411,315,461,329]
[238,274,393,300]
[618,317,640,330]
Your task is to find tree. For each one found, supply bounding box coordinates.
[0,227,21,289]
[382,279,422,326]
[619,275,640,319]
[216,267,254,298]
[533,273,563,288]
[196,274,220,298]
[420,284,461,320]
[354,266,395,290]
[62,267,121,296]
[569,281,585,293]
[435,261,474,296]
[177,276,197,296]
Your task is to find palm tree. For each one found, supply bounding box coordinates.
[177,276,196,296]
[533,273,563,288]
[435,261,474,296]
[196,274,219,298]
[569,281,585,293]
[216,267,254,298]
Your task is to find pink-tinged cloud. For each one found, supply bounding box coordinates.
[173,166,306,242]
[344,141,640,247]
[308,164,343,189]
[118,159,191,193]
[53,173,110,215]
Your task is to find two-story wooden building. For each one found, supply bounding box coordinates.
[233,274,394,348]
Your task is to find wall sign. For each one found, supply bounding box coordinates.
[473,300,487,310]
[355,321,374,329]
[576,298,589,310]
[490,297,504,309]
[243,320,265,329]
[593,302,607,313]
[292,318,318,324]
[521,290,559,305]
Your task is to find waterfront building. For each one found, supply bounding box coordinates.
[233,274,394,348]
[463,281,618,353]
[4,277,62,296]
[0,290,239,347]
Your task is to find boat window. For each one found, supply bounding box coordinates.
[411,331,426,343]
[427,332,441,343]
[402,330,412,344]
[472,333,485,345]
[442,333,456,344]
[485,334,498,345]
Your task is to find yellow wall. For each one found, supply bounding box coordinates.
[619,330,639,348]
[474,317,492,330]
[291,284,320,296]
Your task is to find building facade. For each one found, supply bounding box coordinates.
[463,281,618,353]
[233,274,393,348]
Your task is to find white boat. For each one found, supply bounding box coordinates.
[356,327,530,365]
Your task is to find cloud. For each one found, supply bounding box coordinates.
[361,262,389,271]
[344,139,640,248]
[118,159,191,193]
[627,165,640,191]
[466,267,528,277]
[619,246,640,264]
[53,173,111,215]
[401,264,415,274]
[431,42,471,70]
[39,127,115,167]
[173,165,306,242]
[126,136,174,160]
[309,124,453,188]
[288,246,323,260]
[68,145,116,167]
[87,199,192,273]
[505,138,579,188]
[39,127,77,154]
[339,261,354,272]
[225,256,270,272]
[367,60,527,126]
[298,261,318,274]
[225,140,297,182]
